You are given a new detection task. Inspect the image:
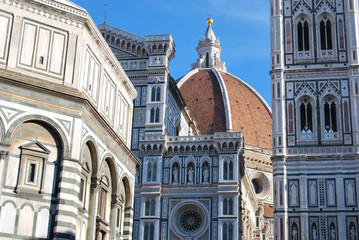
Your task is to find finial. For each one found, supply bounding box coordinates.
[207,14,213,26]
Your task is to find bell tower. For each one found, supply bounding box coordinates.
[270,0,359,239]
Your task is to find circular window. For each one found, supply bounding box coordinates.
[170,202,208,238]
[250,172,271,199]
[179,209,202,232]
[252,179,263,194]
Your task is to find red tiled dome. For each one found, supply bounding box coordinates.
[178,69,272,150]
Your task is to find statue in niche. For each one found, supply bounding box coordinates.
[350,226,356,240]
[292,226,298,240]
[188,167,194,183]
[330,226,336,240]
[203,166,209,183]
[173,166,179,184]
[312,226,317,240]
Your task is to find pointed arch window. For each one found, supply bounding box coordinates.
[223,222,234,240]
[297,20,310,51]
[299,98,314,140]
[320,19,333,50]
[145,199,156,216]
[151,86,161,102]
[150,108,155,123]
[323,97,338,140]
[223,197,233,215]
[144,222,154,240]
[223,158,234,180]
[146,160,157,182]
[150,108,160,123]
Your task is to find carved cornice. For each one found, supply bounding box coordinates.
[0,0,88,28]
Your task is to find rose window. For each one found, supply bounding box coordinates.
[179,209,202,232]
[171,202,208,238]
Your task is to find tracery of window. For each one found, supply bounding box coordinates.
[323,97,338,140]
[145,199,156,216]
[320,18,333,50]
[146,160,157,182]
[223,222,234,240]
[223,197,233,215]
[299,98,313,140]
[297,19,310,52]
[144,222,154,240]
[149,107,160,123]
[223,159,234,180]
[179,209,202,232]
[151,86,161,102]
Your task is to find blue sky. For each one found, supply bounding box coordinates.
[72,0,272,105]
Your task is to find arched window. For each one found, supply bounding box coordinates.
[151,87,156,101]
[152,45,157,53]
[299,98,314,140]
[206,52,209,68]
[155,108,160,122]
[297,20,310,51]
[96,160,113,239]
[156,87,161,101]
[144,223,154,240]
[223,159,234,180]
[116,39,120,47]
[223,198,228,215]
[223,197,233,215]
[121,41,126,49]
[223,161,228,180]
[323,97,338,139]
[145,199,156,216]
[229,161,233,180]
[147,161,157,182]
[150,108,155,123]
[320,19,333,50]
[223,222,234,240]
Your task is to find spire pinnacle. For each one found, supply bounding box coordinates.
[207,15,213,26]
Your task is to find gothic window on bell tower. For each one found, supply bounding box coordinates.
[297,20,310,52]
[323,97,339,140]
[320,19,333,50]
[298,97,314,141]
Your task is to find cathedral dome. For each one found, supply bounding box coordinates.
[179,17,272,150]
[177,68,272,150]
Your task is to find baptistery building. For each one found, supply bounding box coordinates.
[0,0,138,239]
[100,17,274,240]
